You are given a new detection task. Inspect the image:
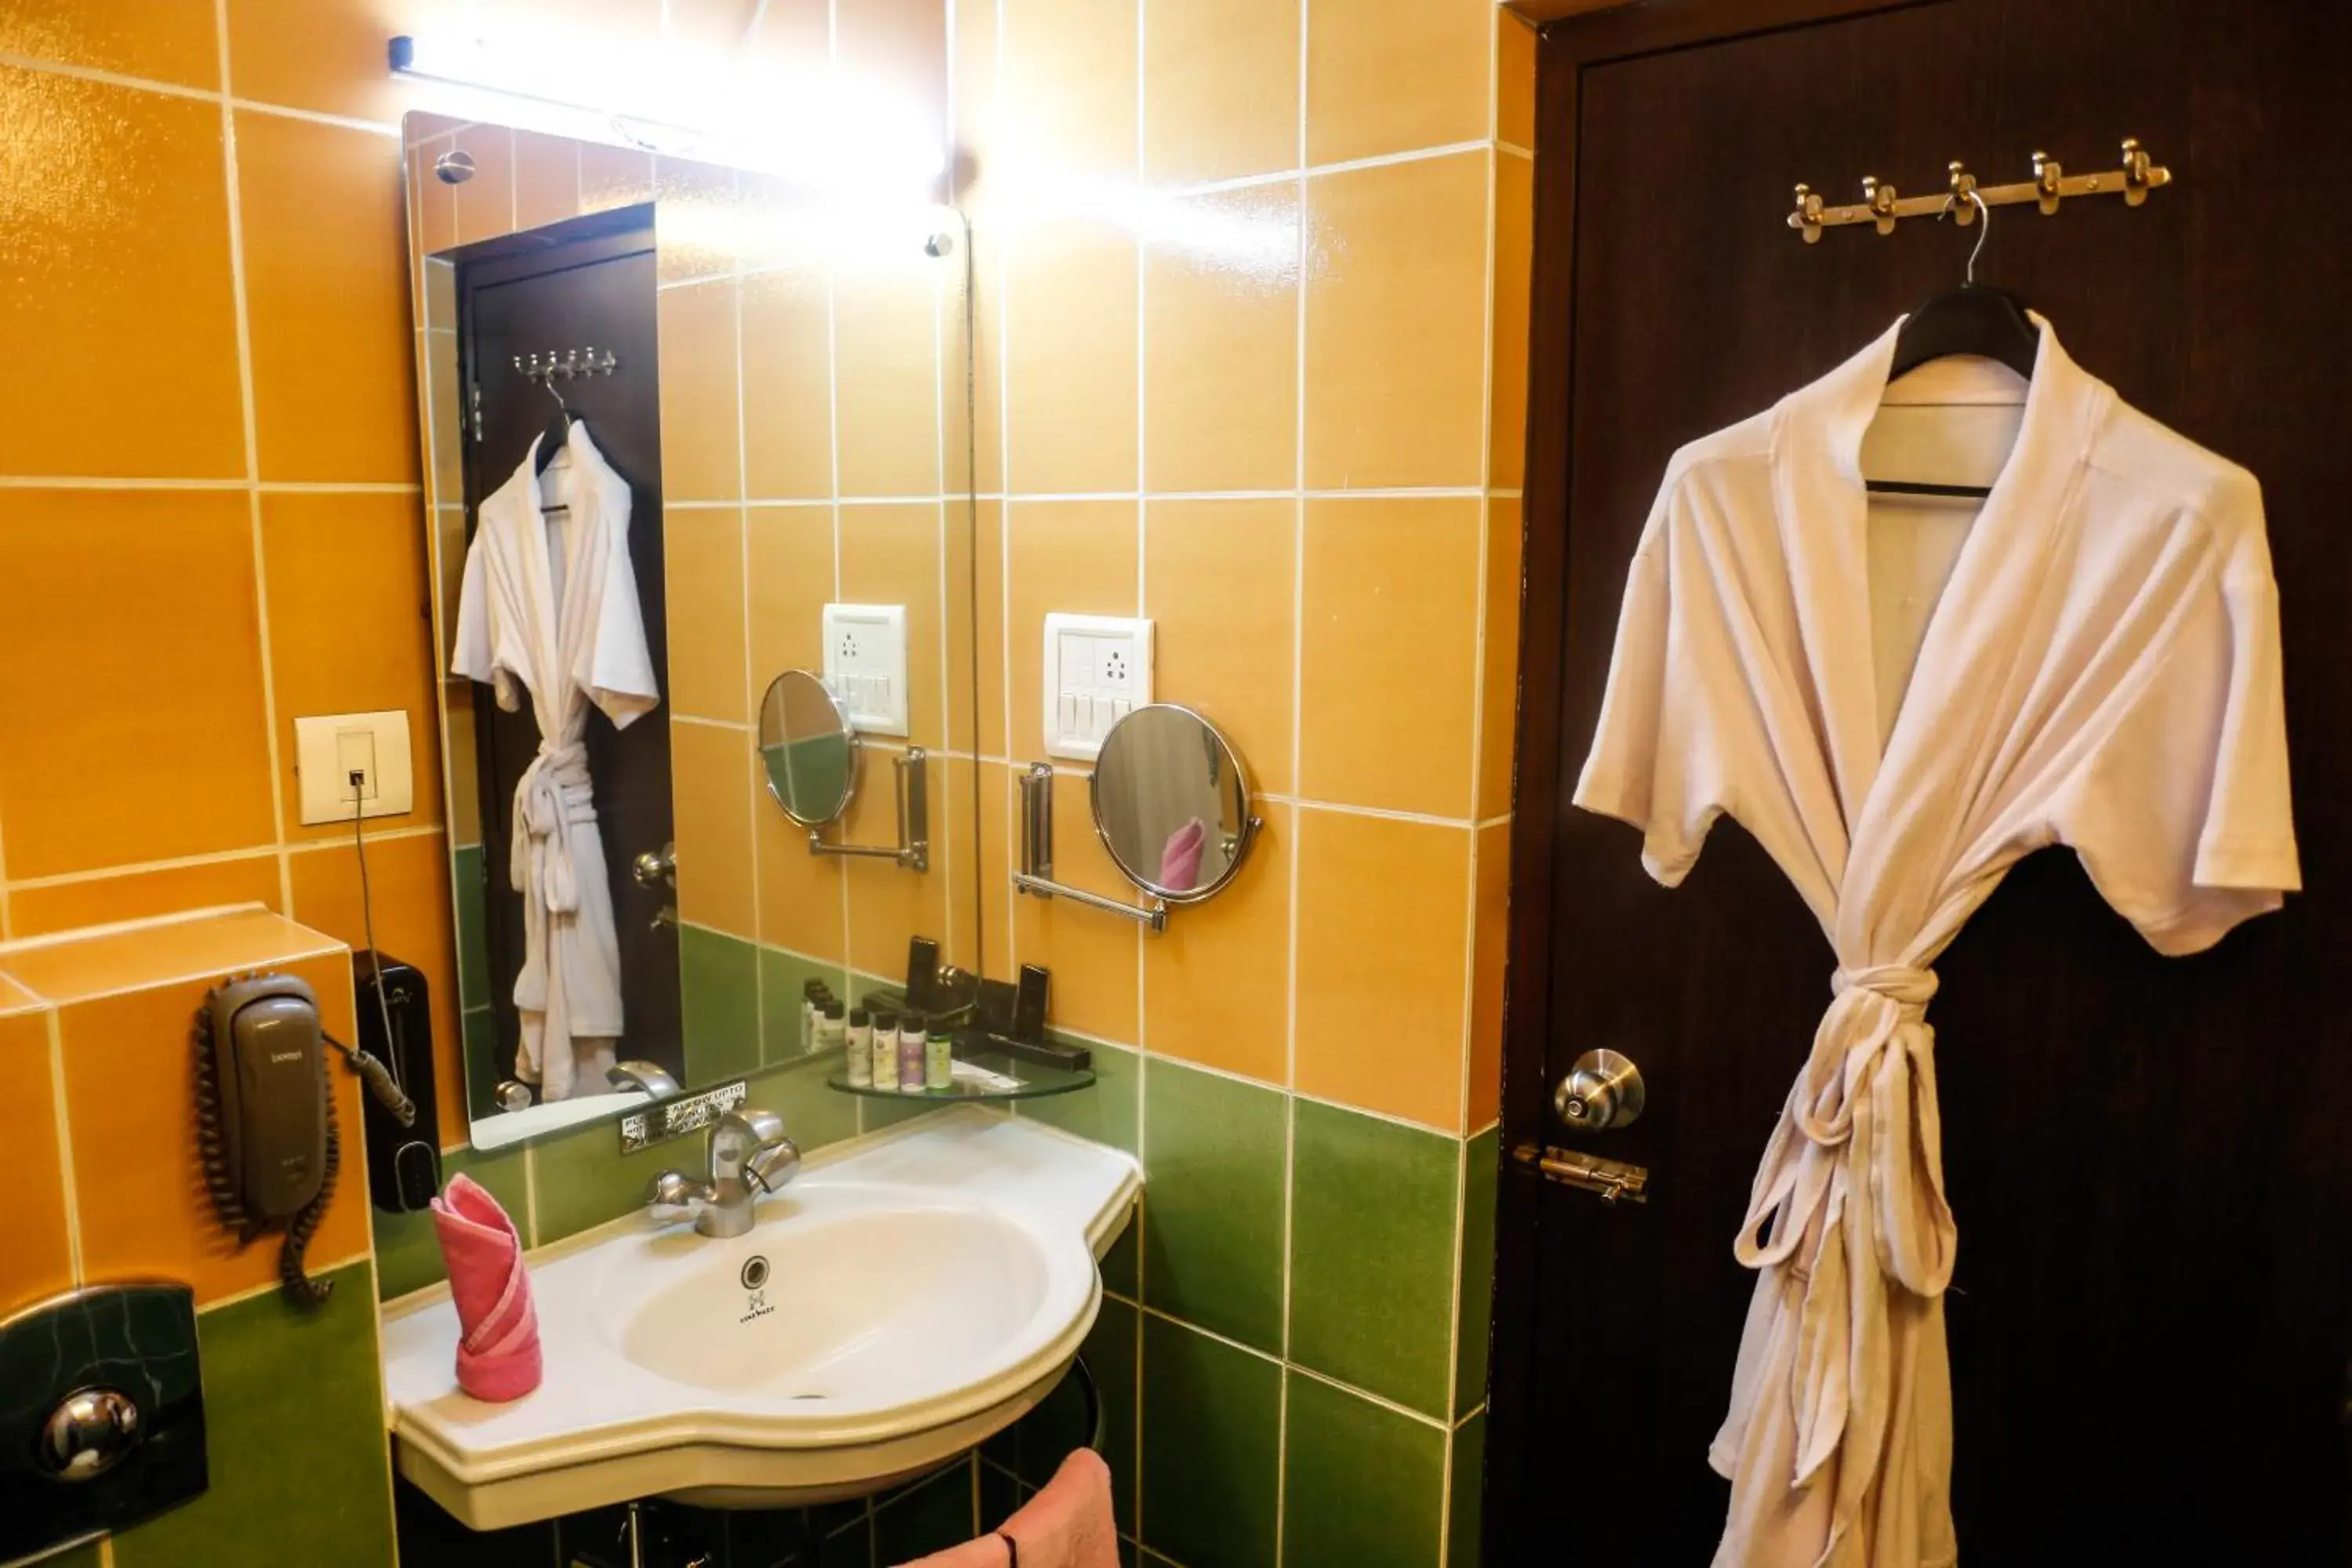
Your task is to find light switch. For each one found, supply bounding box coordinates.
[1043,612,1152,760]
[295,710,414,825]
[822,603,910,736]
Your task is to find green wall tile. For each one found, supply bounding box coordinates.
[746,1049,861,1152]
[452,844,491,1009]
[1100,1210,1139,1298]
[1141,1060,1286,1353]
[757,946,850,1067]
[1454,1126,1499,1417]
[1018,1037,1138,1155]
[113,1262,393,1568]
[462,1007,500,1123]
[1139,1314,1279,1568]
[371,1140,531,1300]
[681,923,761,1086]
[874,1460,977,1562]
[1288,1098,1457,1416]
[1281,1372,1445,1568]
[1001,1298,1138,1534]
[1448,1410,1486,1568]
[859,1091,947,1133]
[532,1112,675,1243]
[29,1544,99,1568]
[1086,1297,1140,1537]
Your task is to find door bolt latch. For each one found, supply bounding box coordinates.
[1512,1142,1650,1204]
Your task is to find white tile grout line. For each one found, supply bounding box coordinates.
[1276,0,1310,1553]
[0,49,401,136]
[1132,0,1152,1083]
[209,0,294,922]
[0,826,446,895]
[732,167,764,1094]
[44,1008,84,1282]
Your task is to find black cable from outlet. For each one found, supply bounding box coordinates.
[350,771,409,1110]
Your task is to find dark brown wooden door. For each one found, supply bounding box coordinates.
[1489,2,2352,1562]
[456,215,681,1111]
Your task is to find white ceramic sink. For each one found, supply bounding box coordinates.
[383,1108,1139,1528]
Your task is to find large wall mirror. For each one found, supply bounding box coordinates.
[405,111,982,1149]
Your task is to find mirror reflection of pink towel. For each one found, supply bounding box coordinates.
[902,1448,1120,1567]
[430,1174,542,1403]
[1158,816,1207,891]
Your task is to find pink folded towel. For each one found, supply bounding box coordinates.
[430,1173,542,1403]
[1158,815,1207,892]
[903,1448,1120,1568]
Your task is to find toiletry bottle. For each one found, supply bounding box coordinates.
[845,1006,873,1089]
[818,999,846,1077]
[869,1007,900,1088]
[898,1011,927,1094]
[800,978,826,1054]
[925,1014,953,1091]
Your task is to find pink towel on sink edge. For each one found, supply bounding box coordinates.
[902,1447,1120,1568]
[430,1172,542,1403]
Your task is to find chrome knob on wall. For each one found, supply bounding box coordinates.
[1555,1048,1646,1133]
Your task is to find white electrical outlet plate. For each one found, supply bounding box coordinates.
[295,710,415,826]
[822,603,910,736]
[1043,612,1153,760]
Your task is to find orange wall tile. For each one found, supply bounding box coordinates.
[286,834,467,1152]
[58,947,370,1306]
[0,1005,74,1319]
[0,0,219,89]
[1142,184,1302,495]
[12,858,285,939]
[1304,151,1491,491]
[1305,0,1494,166]
[235,112,420,485]
[1004,216,1140,495]
[1143,802,1291,1085]
[1144,499,1297,797]
[260,491,443,843]
[673,721,757,941]
[656,278,746,502]
[0,489,278,879]
[665,506,753,724]
[1299,496,1483,818]
[1142,0,1300,186]
[1294,809,1472,1131]
[0,67,247,480]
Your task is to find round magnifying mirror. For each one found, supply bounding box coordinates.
[1091,704,1258,902]
[757,670,858,826]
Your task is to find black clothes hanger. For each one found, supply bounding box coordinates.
[1872,189,2036,499]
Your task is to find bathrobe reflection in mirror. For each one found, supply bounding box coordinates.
[1575,318,2297,1567]
[454,423,659,1102]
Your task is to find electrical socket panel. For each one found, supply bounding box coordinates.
[1043,612,1153,760]
[294,710,414,826]
[822,602,910,735]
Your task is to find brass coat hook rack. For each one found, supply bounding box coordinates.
[1788,136,2169,242]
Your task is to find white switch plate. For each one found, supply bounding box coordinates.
[822,603,910,736]
[295,710,414,826]
[1043,612,1153,760]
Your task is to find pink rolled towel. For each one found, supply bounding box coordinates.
[1157,815,1207,892]
[430,1173,542,1402]
[902,1448,1119,1568]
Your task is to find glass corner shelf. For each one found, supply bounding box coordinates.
[827,1041,1095,1104]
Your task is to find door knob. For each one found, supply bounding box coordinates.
[1555,1049,1644,1133]
[633,841,677,889]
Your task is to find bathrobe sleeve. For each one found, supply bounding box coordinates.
[452,525,522,713]
[1571,475,1731,888]
[584,498,660,729]
[2066,470,2300,956]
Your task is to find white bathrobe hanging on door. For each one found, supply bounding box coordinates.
[453,422,659,1103]
[1574,317,2298,1566]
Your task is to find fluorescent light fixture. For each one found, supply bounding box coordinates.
[387,31,944,195]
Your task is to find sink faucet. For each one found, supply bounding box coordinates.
[648,1108,800,1238]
